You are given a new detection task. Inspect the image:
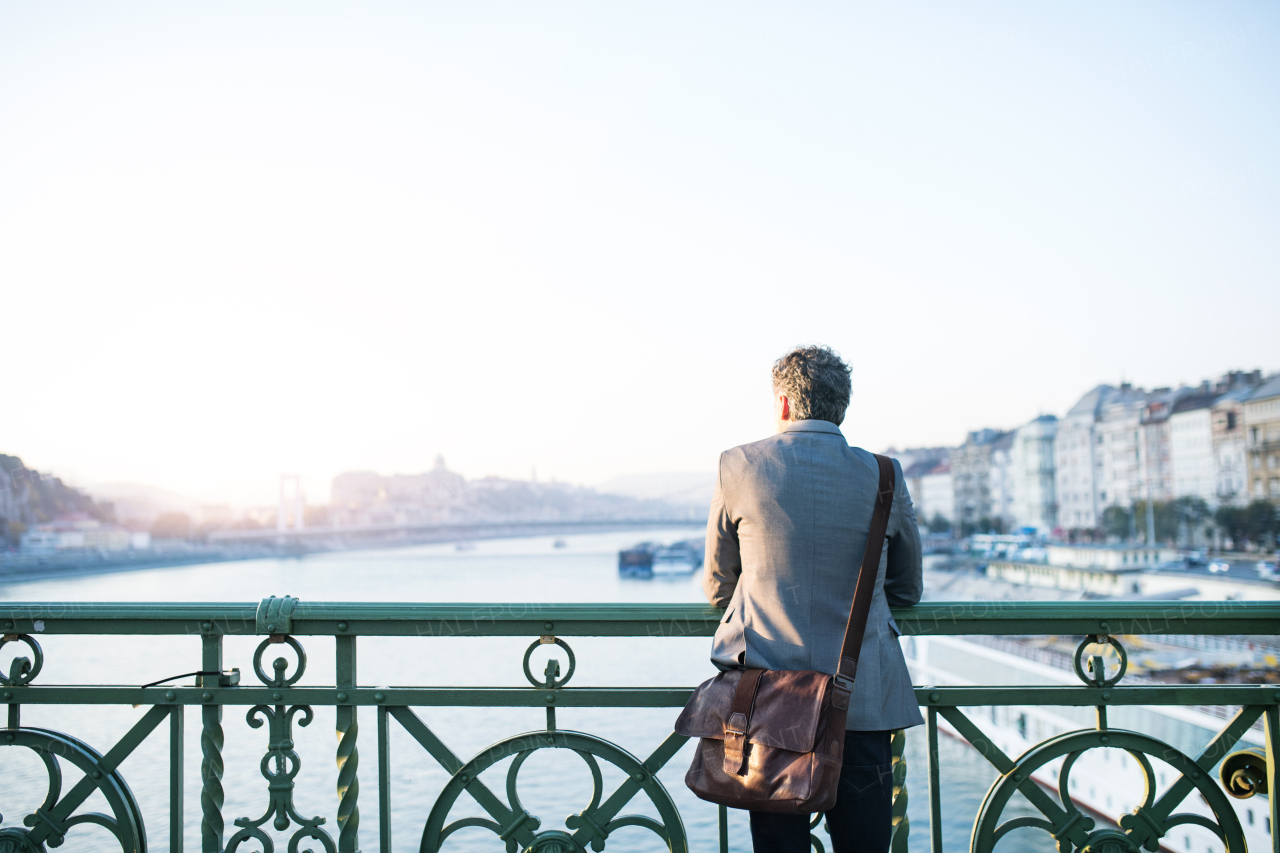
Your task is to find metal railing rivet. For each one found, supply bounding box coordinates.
[1101,691,1110,700]
[1012,772,1022,781]
[544,622,554,631]
[202,622,212,631]
[546,694,556,704]
[337,692,348,702]
[93,770,101,779]
[633,771,645,781]
[337,622,348,631]
[272,692,282,702]
[1100,736,1109,744]
[3,691,11,700]
[1100,622,1109,631]
[267,623,276,632]
[929,692,940,703]
[374,692,385,703]
[3,621,12,630]
[165,691,176,702]
[5,732,13,742]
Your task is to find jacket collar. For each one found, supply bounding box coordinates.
[783,419,845,436]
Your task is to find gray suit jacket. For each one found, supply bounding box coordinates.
[703,419,924,731]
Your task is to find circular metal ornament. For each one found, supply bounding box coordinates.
[0,727,147,852]
[420,729,686,853]
[1072,635,1128,688]
[0,635,43,686]
[522,638,576,688]
[253,635,307,687]
[971,728,1244,853]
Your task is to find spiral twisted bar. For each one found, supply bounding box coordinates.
[890,728,910,853]
[336,718,360,851]
[201,709,225,851]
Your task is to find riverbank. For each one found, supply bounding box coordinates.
[0,519,703,585]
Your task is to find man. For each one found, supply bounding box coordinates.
[702,345,923,853]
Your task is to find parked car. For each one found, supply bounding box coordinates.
[1207,560,1231,573]
[1258,560,1279,580]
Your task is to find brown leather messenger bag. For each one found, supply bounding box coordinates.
[673,454,896,814]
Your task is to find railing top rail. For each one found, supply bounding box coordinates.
[0,600,1276,636]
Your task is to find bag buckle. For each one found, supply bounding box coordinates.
[834,674,854,692]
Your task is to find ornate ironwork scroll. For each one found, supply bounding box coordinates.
[226,636,335,853]
[948,633,1255,853]
[0,704,173,853]
[970,727,1248,853]
[419,729,688,853]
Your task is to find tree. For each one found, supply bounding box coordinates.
[1101,505,1131,541]
[1133,500,1180,544]
[1215,505,1247,550]
[1245,500,1278,549]
[927,513,952,534]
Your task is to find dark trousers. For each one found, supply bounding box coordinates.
[749,730,893,853]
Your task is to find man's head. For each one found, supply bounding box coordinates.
[771,345,852,431]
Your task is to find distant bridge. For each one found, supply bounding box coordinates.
[207,517,703,544]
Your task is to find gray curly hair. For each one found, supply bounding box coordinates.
[771,345,852,425]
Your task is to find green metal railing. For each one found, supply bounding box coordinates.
[1,598,1278,852]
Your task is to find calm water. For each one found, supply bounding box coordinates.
[0,530,1045,852]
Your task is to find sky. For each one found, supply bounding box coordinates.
[1,2,1277,506]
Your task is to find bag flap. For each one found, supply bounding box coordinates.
[674,669,831,753]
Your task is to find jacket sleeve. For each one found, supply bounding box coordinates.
[702,453,741,608]
[884,458,923,608]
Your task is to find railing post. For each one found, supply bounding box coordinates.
[927,707,943,853]
[378,705,391,853]
[171,704,184,853]
[200,633,224,853]
[890,728,910,853]
[336,634,361,852]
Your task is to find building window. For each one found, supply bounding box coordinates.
[1228,412,1237,430]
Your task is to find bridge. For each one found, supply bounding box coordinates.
[0,599,1276,852]
[207,517,704,545]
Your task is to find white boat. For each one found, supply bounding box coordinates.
[650,547,700,575]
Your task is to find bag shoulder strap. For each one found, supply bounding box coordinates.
[835,453,895,687]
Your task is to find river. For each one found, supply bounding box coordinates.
[0,529,1045,852]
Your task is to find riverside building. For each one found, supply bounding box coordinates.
[1244,374,1280,505]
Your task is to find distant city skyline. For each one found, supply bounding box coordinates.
[11,364,1271,511]
[3,2,1277,506]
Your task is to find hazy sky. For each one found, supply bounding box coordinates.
[2,2,1277,506]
